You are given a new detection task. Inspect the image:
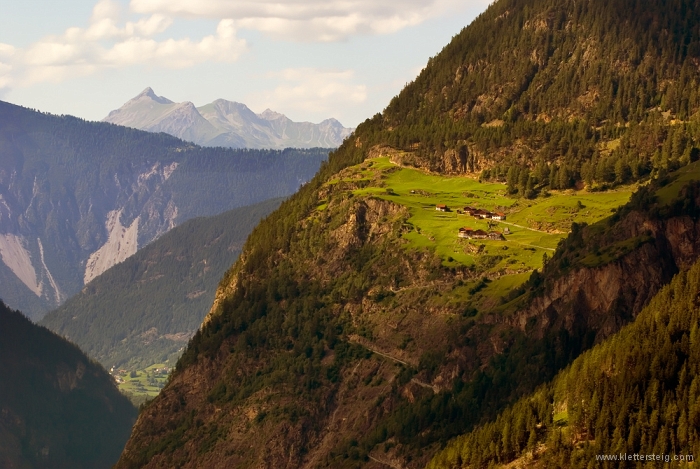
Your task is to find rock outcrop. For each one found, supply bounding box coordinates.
[512,193,700,344]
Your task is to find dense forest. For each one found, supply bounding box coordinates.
[428,257,700,468]
[0,301,136,468]
[345,0,700,196]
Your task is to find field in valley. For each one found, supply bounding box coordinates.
[116,363,171,405]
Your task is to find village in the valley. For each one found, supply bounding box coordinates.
[435,204,510,241]
[110,365,170,388]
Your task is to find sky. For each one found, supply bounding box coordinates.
[0,0,491,128]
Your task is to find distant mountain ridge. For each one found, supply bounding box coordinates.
[104,88,354,149]
[0,100,328,320]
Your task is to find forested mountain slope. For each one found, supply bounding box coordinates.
[0,100,327,319]
[115,0,700,467]
[0,301,136,469]
[353,0,700,191]
[115,150,700,469]
[41,198,284,372]
[428,256,700,469]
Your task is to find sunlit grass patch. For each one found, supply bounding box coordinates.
[655,159,700,204]
[342,157,634,301]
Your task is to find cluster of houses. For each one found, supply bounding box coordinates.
[458,227,505,240]
[435,204,506,220]
[461,206,506,220]
[110,367,128,384]
[109,365,171,384]
[433,204,509,240]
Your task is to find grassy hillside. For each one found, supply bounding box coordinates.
[41,198,284,377]
[321,154,632,308]
[0,301,136,469]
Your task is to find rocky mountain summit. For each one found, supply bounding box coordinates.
[104,88,353,149]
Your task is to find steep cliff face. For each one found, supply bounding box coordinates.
[382,144,477,176]
[514,214,700,341]
[510,186,700,344]
[522,242,673,336]
[0,143,182,314]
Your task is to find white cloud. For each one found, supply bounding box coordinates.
[0,44,16,92]
[92,0,123,22]
[4,0,246,87]
[248,68,366,120]
[130,0,486,41]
